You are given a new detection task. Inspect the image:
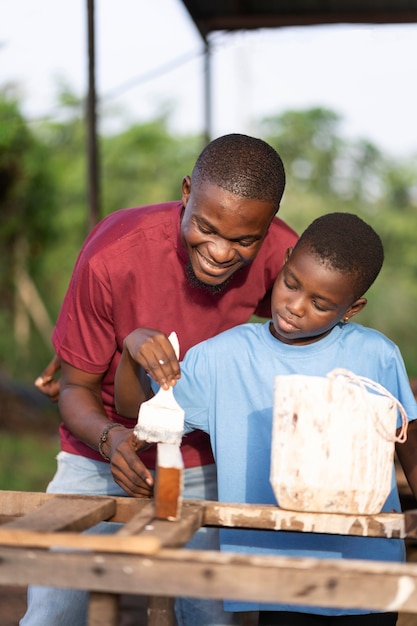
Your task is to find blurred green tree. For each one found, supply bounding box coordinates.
[0,87,58,377]
[2,93,417,380]
[261,107,417,374]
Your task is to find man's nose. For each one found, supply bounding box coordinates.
[207,238,235,263]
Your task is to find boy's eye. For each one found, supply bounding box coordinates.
[312,299,331,312]
[284,278,297,290]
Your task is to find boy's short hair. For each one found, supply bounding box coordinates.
[191,133,286,212]
[295,212,384,297]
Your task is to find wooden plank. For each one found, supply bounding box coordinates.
[88,592,119,626]
[0,528,161,554]
[0,515,18,525]
[108,497,154,523]
[200,500,408,539]
[0,491,152,524]
[147,596,175,626]
[1,492,413,540]
[3,496,116,532]
[116,501,155,537]
[405,510,417,537]
[2,489,417,622]
[2,546,417,613]
[143,503,203,547]
[0,490,54,516]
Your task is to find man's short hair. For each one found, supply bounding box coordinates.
[192,134,286,213]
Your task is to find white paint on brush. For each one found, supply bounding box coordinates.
[134,331,185,445]
[157,443,184,469]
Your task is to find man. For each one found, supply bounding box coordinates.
[24,133,297,626]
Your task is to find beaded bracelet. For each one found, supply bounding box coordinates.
[98,422,124,461]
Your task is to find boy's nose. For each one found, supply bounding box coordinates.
[287,296,305,317]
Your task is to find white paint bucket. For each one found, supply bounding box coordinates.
[271,368,408,514]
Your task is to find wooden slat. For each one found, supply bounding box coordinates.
[1,492,414,540]
[0,515,18,525]
[405,510,417,537]
[0,528,160,554]
[88,592,119,626]
[2,546,417,613]
[139,548,417,613]
[107,496,154,523]
[200,500,408,539]
[116,501,155,537]
[147,596,175,626]
[2,490,417,623]
[0,490,152,524]
[143,504,203,547]
[3,496,116,532]
[0,490,55,516]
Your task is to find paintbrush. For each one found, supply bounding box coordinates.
[133,331,185,446]
[133,331,185,520]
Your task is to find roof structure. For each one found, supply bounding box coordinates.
[86,1,417,224]
[181,0,417,39]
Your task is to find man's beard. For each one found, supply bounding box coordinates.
[185,262,232,294]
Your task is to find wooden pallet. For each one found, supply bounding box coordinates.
[2,491,417,625]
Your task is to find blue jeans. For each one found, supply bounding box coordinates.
[20,451,239,626]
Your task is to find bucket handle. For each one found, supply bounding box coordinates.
[327,368,408,444]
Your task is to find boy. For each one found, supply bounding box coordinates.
[116,212,417,626]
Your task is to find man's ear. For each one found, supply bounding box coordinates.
[345,297,367,321]
[181,176,191,206]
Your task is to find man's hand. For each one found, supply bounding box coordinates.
[34,354,61,402]
[59,360,154,498]
[108,429,154,497]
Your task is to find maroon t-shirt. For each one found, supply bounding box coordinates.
[53,201,298,468]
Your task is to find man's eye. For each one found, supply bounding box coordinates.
[198,225,213,234]
[238,239,256,248]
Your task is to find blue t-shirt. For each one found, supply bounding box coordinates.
[166,321,417,614]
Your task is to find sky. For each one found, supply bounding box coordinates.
[1,0,416,158]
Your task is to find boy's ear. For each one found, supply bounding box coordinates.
[345,297,367,321]
[284,247,293,263]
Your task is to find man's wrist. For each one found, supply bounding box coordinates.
[98,422,124,461]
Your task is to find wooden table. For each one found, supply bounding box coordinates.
[1,490,417,625]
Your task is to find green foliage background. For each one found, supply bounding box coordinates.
[0,88,417,382]
[0,90,203,383]
[262,109,417,376]
[1,91,417,380]
[1,88,417,490]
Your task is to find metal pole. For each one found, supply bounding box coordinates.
[86,0,100,231]
[203,39,212,146]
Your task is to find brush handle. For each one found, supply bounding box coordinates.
[168,331,180,360]
[155,385,179,408]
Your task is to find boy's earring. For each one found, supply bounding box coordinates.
[344,316,349,323]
